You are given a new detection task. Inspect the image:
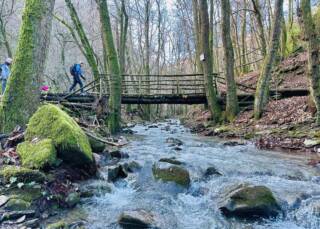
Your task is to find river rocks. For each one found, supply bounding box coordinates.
[0,166,46,184]
[118,210,156,229]
[122,161,142,173]
[166,137,183,146]
[25,104,94,167]
[17,139,57,170]
[108,150,129,159]
[88,135,106,153]
[46,220,67,229]
[80,182,112,198]
[65,192,81,208]
[159,158,184,165]
[204,166,222,177]
[4,198,31,211]
[108,165,128,182]
[152,162,190,187]
[219,185,281,219]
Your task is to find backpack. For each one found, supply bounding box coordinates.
[70,64,77,76]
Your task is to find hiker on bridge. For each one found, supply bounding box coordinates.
[0,58,13,95]
[69,61,86,94]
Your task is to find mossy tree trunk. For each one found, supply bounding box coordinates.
[241,0,249,74]
[299,0,320,124]
[0,0,55,132]
[96,0,122,134]
[199,0,221,123]
[254,0,283,119]
[65,0,100,84]
[221,0,239,121]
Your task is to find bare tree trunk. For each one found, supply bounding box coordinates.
[299,0,320,124]
[0,0,55,132]
[96,0,122,133]
[251,0,267,57]
[221,0,239,121]
[65,0,100,83]
[199,0,221,122]
[254,0,283,119]
[192,0,202,73]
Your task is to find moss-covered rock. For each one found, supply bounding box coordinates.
[17,139,57,169]
[25,104,93,167]
[65,192,80,208]
[88,135,106,153]
[4,198,31,211]
[0,166,46,184]
[152,162,190,187]
[46,221,67,229]
[219,185,281,219]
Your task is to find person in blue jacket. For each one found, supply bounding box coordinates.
[0,58,13,95]
[69,61,86,94]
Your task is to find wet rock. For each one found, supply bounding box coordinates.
[122,128,135,135]
[109,150,129,159]
[80,182,112,198]
[159,158,183,165]
[223,140,245,146]
[118,210,155,229]
[219,185,281,219]
[173,146,183,151]
[4,198,31,211]
[148,125,158,129]
[65,192,81,208]
[0,195,10,207]
[0,210,35,222]
[204,166,222,177]
[108,165,128,182]
[123,161,142,173]
[88,135,106,153]
[0,166,46,184]
[152,162,190,187]
[166,137,183,146]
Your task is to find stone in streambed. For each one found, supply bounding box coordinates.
[159,158,184,165]
[166,137,183,146]
[219,185,281,220]
[152,162,190,187]
[118,210,156,229]
[204,166,222,177]
[0,195,10,207]
[108,165,128,182]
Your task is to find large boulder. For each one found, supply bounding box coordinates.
[152,162,190,187]
[219,185,281,219]
[17,139,57,169]
[118,210,156,229]
[25,104,93,167]
[0,166,46,184]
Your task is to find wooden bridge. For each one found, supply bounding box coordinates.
[42,73,309,108]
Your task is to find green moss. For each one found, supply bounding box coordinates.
[4,198,31,211]
[286,23,302,54]
[17,139,57,169]
[7,187,42,202]
[152,163,190,187]
[46,221,67,229]
[25,104,93,166]
[232,186,278,207]
[0,166,46,184]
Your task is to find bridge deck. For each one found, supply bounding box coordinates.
[42,88,309,105]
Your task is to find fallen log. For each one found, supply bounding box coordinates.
[82,128,128,147]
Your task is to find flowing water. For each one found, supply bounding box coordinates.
[82,120,320,229]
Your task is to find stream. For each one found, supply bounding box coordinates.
[81,120,320,229]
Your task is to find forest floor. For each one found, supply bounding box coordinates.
[183,51,320,165]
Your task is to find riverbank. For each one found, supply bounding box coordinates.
[181,96,320,164]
